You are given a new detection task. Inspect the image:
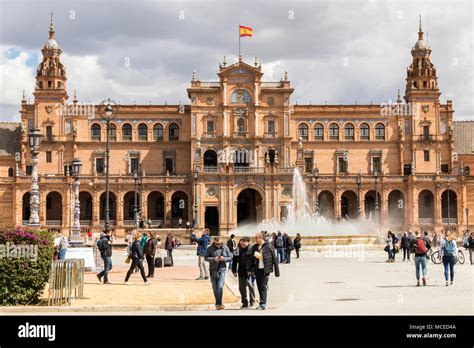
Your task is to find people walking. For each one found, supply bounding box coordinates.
[440,231,458,286]
[250,232,280,310]
[165,232,174,266]
[284,233,294,264]
[124,233,150,285]
[401,232,411,262]
[232,237,256,309]
[385,231,395,262]
[294,233,302,258]
[410,230,430,286]
[59,234,69,260]
[226,234,237,270]
[275,232,285,263]
[144,231,157,278]
[96,230,113,284]
[467,231,474,265]
[192,230,210,280]
[204,236,233,310]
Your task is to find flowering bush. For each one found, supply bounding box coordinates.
[0,227,54,305]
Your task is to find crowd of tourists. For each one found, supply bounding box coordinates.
[384,228,474,287]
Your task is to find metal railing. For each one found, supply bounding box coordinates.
[203,166,219,173]
[46,220,62,226]
[419,218,435,224]
[442,218,458,224]
[47,259,84,306]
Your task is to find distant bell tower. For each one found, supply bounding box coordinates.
[405,15,440,103]
[34,12,68,103]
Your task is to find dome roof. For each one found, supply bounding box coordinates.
[414,38,429,50]
[44,38,59,50]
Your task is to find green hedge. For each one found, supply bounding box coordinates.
[0,227,54,305]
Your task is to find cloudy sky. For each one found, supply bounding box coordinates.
[0,0,472,122]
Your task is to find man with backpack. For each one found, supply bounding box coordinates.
[410,230,430,286]
[275,232,285,263]
[96,230,113,284]
[284,233,294,264]
[440,230,458,286]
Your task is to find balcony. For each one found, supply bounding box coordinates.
[44,135,56,142]
[419,218,435,224]
[419,134,434,142]
[234,167,264,173]
[233,131,248,138]
[203,132,217,138]
[264,132,277,138]
[203,166,219,173]
[442,218,458,224]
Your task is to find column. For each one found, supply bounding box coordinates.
[165,189,171,227]
[381,190,389,226]
[223,83,227,106]
[223,111,228,137]
[141,189,148,221]
[254,82,259,106]
[117,190,124,228]
[255,112,259,136]
[335,188,341,219]
[93,190,100,227]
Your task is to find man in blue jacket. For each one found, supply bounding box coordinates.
[192,229,210,280]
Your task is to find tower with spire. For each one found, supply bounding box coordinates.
[34,12,68,103]
[404,15,439,103]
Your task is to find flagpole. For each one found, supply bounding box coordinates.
[238,25,241,60]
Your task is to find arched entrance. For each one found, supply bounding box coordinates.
[123,191,139,223]
[205,206,219,235]
[147,191,164,226]
[100,192,117,222]
[171,191,188,226]
[237,188,263,226]
[79,192,93,223]
[441,190,457,222]
[341,190,358,219]
[22,192,31,222]
[364,190,381,220]
[418,190,434,222]
[46,191,62,225]
[318,191,334,219]
[388,190,405,224]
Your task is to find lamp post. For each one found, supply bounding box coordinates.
[101,99,116,233]
[28,128,42,228]
[447,182,451,232]
[133,169,141,228]
[374,169,379,221]
[356,171,362,217]
[312,167,319,215]
[466,207,469,232]
[70,158,82,238]
[193,169,199,228]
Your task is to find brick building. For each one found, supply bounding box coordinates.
[0,17,472,236]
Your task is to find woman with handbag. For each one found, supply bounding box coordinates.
[385,231,395,263]
[124,233,150,286]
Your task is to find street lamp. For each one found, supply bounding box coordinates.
[193,169,199,228]
[312,167,319,215]
[28,128,42,228]
[100,99,117,233]
[70,158,82,238]
[133,169,141,228]
[356,171,362,217]
[374,169,379,221]
[466,207,469,232]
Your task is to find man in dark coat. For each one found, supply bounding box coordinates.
[144,231,157,278]
[165,233,174,266]
[96,230,113,284]
[232,237,256,308]
[250,232,280,310]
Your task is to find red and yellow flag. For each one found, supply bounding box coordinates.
[239,25,253,37]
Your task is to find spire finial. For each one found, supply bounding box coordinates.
[192,70,197,82]
[73,90,77,103]
[284,71,288,81]
[397,89,402,103]
[223,56,227,67]
[49,12,55,39]
[419,14,422,32]
[22,90,26,101]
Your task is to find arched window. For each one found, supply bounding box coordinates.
[298,123,308,141]
[360,123,370,140]
[230,89,252,105]
[91,123,101,141]
[344,123,354,140]
[314,123,324,140]
[109,124,117,141]
[138,123,148,141]
[169,123,179,140]
[375,123,385,140]
[267,119,275,137]
[329,123,339,140]
[153,124,163,141]
[237,118,246,134]
[8,167,14,177]
[464,166,471,176]
[122,123,132,141]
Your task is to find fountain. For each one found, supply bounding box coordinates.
[231,167,382,245]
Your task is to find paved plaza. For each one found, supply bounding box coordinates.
[1,246,472,315]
